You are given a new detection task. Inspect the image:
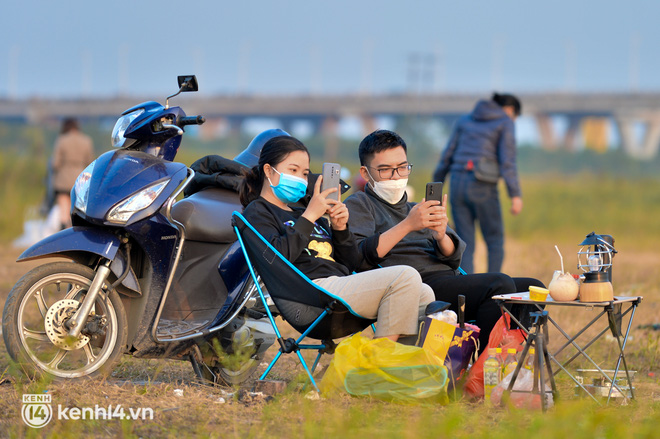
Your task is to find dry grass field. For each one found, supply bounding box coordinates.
[1,148,660,437]
[2,231,660,438]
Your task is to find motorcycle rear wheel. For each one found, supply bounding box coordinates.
[217,357,259,386]
[2,261,128,380]
[195,354,259,386]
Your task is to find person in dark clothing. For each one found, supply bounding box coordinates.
[239,135,435,341]
[345,129,543,351]
[433,93,522,274]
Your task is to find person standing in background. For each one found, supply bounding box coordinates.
[433,93,522,274]
[52,118,94,229]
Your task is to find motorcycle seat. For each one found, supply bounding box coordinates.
[171,188,242,243]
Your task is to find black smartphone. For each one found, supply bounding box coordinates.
[425,182,444,204]
[321,163,341,201]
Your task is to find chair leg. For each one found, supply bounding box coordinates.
[311,351,323,373]
[258,310,329,385]
[260,350,284,381]
[296,350,320,392]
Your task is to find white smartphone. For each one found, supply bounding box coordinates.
[321,163,341,201]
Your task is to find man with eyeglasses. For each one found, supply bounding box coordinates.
[345,129,543,351]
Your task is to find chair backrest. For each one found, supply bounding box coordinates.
[232,211,374,340]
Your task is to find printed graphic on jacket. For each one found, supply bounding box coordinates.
[284,220,335,262]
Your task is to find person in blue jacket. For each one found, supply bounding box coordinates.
[433,93,522,274]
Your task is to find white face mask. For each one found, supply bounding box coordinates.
[366,168,408,204]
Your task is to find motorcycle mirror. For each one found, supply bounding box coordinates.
[177,75,198,92]
[166,75,198,109]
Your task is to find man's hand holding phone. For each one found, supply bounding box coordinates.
[422,182,449,238]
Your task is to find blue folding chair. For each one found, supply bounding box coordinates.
[231,212,376,391]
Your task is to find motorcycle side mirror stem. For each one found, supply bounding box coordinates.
[165,75,199,109]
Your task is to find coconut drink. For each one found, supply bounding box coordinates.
[549,246,579,302]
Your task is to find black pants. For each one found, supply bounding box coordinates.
[420,271,544,353]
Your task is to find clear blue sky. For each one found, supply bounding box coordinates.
[2,0,659,98]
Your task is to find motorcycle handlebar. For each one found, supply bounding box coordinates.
[179,115,206,126]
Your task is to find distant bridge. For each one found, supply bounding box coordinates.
[2,92,660,159]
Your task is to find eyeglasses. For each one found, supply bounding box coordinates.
[367,164,413,179]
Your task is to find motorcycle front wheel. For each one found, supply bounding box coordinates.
[2,261,128,380]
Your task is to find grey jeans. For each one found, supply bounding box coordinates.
[313,265,434,337]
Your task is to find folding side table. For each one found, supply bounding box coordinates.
[493,292,642,404]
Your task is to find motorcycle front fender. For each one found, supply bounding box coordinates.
[18,226,121,262]
[17,226,141,296]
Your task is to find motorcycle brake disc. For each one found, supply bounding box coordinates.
[44,299,90,350]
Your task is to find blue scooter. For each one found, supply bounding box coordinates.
[2,76,277,385]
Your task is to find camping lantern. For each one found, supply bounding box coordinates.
[577,232,616,302]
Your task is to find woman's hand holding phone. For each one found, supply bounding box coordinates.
[302,176,339,224]
[327,198,348,231]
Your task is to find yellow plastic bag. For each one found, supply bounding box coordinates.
[319,332,449,404]
[417,317,479,385]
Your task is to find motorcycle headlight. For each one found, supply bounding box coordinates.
[106,180,169,224]
[112,108,145,148]
[73,161,96,214]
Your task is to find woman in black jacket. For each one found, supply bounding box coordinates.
[239,136,434,341]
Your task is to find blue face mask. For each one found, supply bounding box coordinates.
[268,168,308,204]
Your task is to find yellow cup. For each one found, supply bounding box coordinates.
[529,286,550,301]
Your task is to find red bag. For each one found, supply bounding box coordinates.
[464,314,526,399]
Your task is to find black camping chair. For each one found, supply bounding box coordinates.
[232,211,376,391]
